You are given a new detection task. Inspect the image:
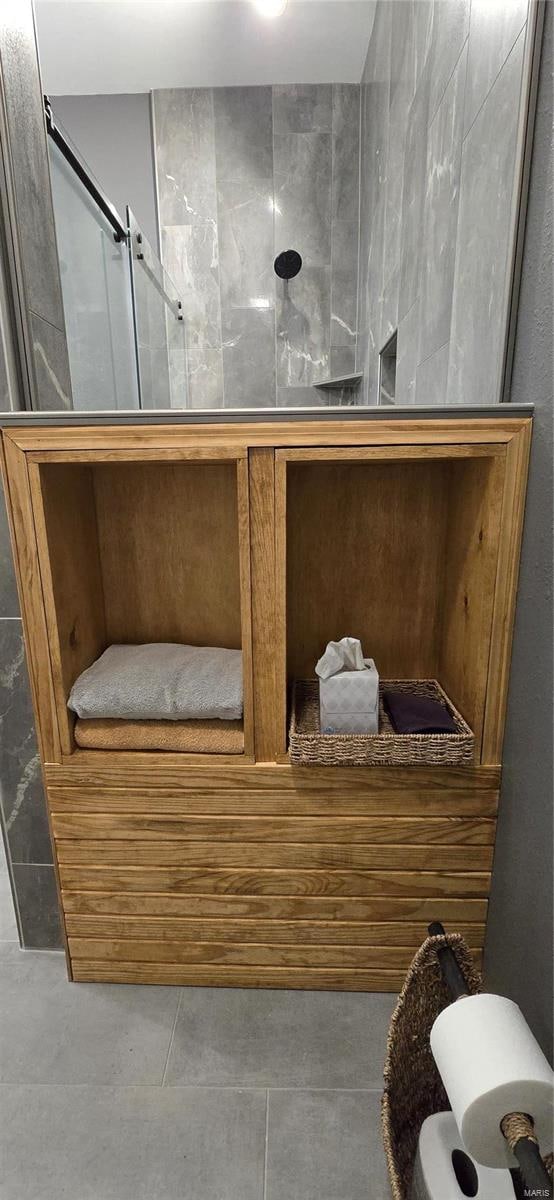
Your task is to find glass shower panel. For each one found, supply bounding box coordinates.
[49,136,140,410]
[128,210,187,409]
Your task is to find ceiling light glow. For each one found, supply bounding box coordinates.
[252,0,288,18]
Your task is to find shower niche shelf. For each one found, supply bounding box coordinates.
[1,416,531,993]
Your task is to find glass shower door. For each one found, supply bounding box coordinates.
[49,135,140,411]
[128,209,188,409]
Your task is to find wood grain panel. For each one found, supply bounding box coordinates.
[439,456,504,757]
[59,866,491,897]
[56,839,493,870]
[68,938,483,969]
[65,914,485,946]
[93,460,242,649]
[5,417,526,454]
[61,890,488,922]
[285,459,449,681]
[51,812,496,845]
[48,786,499,817]
[71,961,406,990]
[28,462,107,754]
[44,764,502,791]
[249,447,277,761]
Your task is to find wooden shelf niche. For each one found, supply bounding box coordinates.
[276,444,510,764]
[27,450,253,760]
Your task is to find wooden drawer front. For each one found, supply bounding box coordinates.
[52,780,493,992]
[61,889,488,922]
[55,839,493,871]
[48,785,499,818]
[51,812,496,846]
[65,915,485,947]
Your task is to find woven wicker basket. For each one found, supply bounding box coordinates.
[382,935,554,1199]
[289,679,474,767]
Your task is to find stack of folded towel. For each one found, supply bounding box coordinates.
[67,643,244,753]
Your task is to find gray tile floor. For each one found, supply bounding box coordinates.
[0,846,394,1199]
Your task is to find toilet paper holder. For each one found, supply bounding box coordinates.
[428,921,553,1200]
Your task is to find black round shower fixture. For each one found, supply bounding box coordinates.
[274,249,302,280]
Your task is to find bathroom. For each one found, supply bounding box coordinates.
[0,1,552,1197]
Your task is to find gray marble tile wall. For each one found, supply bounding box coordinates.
[0,484,62,948]
[153,84,360,408]
[356,0,531,406]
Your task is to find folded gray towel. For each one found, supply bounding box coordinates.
[67,643,243,722]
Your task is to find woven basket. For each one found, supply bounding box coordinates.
[382,935,554,1199]
[289,679,474,767]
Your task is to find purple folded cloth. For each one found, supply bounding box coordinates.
[383,690,458,734]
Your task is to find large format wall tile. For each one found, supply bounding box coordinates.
[428,0,470,125]
[464,0,528,135]
[398,77,430,322]
[186,348,224,408]
[0,484,18,619]
[162,223,221,351]
[273,84,332,135]
[274,132,332,268]
[277,268,330,388]
[0,622,52,868]
[217,179,274,312]
[331,219,358,351]
[418,42,466,364]
[447,28,526,406]
[416,339,450,405]
[153,88,217,226]
[30,315,72,412]
[10,865,61,949]
[222,307,275,407]
[331,84,359,226]
[214,86,273,182]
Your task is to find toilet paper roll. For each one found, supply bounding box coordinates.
[410,1112,515,1200]
[430,993,554,1168]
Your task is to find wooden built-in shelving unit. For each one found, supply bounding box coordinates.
[0,415,531,990]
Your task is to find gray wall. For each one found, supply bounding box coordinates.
[153,84,360,408]
[356,0,531,406]
[484,2,553,1063]
[51,93,160,254]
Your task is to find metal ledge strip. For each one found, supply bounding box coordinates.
[0,405,534,429]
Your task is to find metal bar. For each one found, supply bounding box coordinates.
[511,1136,553,1199]
[429,922,553,1197]
[0,404,535,427]
[427,921,470,1000]
[44,96,127,243]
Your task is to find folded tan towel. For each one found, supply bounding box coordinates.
[74,717,244,754]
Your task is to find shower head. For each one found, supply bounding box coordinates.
[274,249,302,280]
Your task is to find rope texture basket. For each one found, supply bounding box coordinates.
[289,679,474,767]
[382,933,482,1200]
[382,934,554,1198]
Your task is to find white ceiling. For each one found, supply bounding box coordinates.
[34,0,376,94]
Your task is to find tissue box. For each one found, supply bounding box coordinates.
[319,658,379,734]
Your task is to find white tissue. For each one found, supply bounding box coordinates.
[315,637,366,680]
[410,1112,514,1200]
[430,993,554,1168]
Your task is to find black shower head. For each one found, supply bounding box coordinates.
[274,249,302,280]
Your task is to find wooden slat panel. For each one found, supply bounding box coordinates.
[66,914,485,946]
[249,447,278,761]
[59,866,491,898]
[71,961,405,991]
[47,786,499,817]
[56,839,493,870]
[61,891,488,922]
[44,764,502,791]
[68,938,483,969]
[51,812,496,845]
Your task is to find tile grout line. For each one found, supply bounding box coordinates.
[263,1088,270,1200]
[160,989,182,1087]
